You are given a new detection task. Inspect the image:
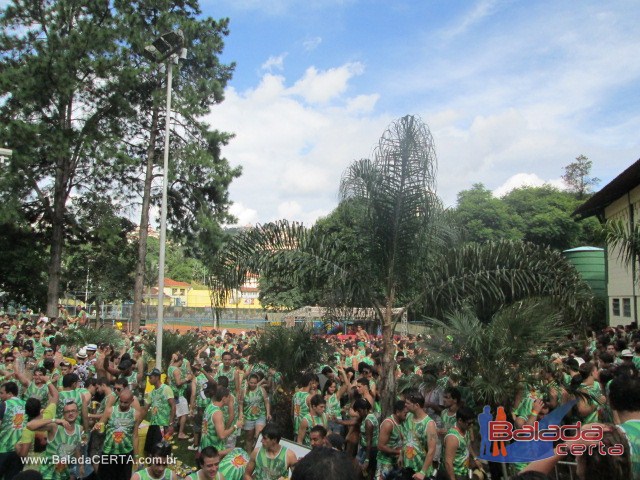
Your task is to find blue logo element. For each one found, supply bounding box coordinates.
[478,401,576,463]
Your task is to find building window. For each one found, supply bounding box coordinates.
[623,298,632,317]
[613,298,620,316]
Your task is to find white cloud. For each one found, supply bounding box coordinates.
[277,200,302,218]
[288,62,365,104]
[440,0,501,40]
[204,63,390,226]
[346,94,379,114]
[228,202,259,227]
[303,36,322,51]
[261,54,287,72]
[492,173,566,198]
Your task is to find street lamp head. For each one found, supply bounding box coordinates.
[142,30,185,63]
[142,45,161,63]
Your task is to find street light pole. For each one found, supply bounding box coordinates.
[143,30,185,371]
[155,56,174,371]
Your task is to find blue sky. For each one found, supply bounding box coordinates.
[200,0,640,225]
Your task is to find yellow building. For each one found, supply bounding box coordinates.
[154,276,265,309]
[144,278,191,306]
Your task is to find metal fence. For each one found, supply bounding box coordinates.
[63,304,287,330]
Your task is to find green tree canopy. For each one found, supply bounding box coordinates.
[0,0,136,316]
[502,185,602,250]
[454,183,523,243]
[454,184,603,250]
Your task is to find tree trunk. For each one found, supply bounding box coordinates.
[46,157,69,318]
[378,303,397,419]
[132,106,160,332]
[46,218,64,318]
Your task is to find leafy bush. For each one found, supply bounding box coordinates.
[59,326,125,350]
[247,324,334,389]
[421,300,570,408]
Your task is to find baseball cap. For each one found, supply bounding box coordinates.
[85,344,97,351]
[621,349,634,358]
[146,368,161,377]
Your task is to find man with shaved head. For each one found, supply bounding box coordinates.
[97,388,143,480]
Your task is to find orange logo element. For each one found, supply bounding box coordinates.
[251,405,260,415]
[294,404,301,416]
[405,445,416,460]
[55,462,68,473]
[232,454,248,467]
[113,431,125,444]
[13,414,24,429]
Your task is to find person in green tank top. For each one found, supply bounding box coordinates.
[15,366,50,404]
[292,372,316,437]
[438,387,461,449]
[201,384,243,457]
[511,397,548,473]
[56,373,89,432]
[441,407,478,480]
[26,398,83,480]
[168,353,193,440]
[216,352,238,396]
[571,362,605,424]
[143,369,176,456]
[131,441,181,480]
[322,376,349,435]
[404,392,437,480]
[375,400,408,480]
[353,398,377,479]
[239,373,270,452]
[297,394,328,446]
[186,446,223,480]
[216,375,239,451]
[97,389,143,480]
[245,423,297,480]
[610,375,640,479]
[15,383,59,467]
[0,381,27,479]
[190,364,217,452]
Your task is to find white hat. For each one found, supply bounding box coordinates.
[85,344,97,351]
[76,348,87,359]
[621,349,634,358]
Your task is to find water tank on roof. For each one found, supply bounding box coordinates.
[562,246,606,299]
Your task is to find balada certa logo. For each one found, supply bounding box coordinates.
[477,401,624,463]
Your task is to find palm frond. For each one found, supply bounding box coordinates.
[247,325,334,388]
[417,240,594,323]
[421,301,568,407]
[604,219,640,270]
[59,327,125,351]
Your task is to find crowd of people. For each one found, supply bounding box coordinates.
[0,309,638,480]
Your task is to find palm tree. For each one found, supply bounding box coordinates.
[604,219,640,277]
[421,301,570,409]
[210,115,593,416]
